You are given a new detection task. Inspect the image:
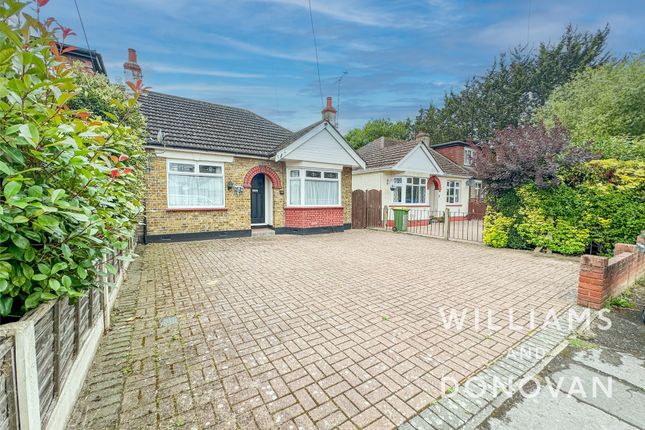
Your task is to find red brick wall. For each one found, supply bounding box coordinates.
[284,207,344,228]
[577,243,645,309]
[434,145,464,166]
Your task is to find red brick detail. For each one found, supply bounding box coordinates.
[429,175,441,191]
[284,207,343,228]
[243,166,282,189]
[434,145,465,166]
[577,241,645,309]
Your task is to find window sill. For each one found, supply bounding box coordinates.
[446,204,462,207]
[389,204,430,207]
[166,208,227,212]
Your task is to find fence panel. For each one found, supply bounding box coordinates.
[35,306,56,426]
[365,190,382,228]
[381,207,483,243]
[0,339,17,430]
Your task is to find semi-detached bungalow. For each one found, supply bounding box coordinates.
[139,93,365,242]
[352,134,483,224]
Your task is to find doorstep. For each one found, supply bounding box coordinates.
[251,227,275,238]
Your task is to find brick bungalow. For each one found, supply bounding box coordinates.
[138,90,365,242]
[353,134,483,223]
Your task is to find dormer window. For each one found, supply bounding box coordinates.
[464,148,475,166]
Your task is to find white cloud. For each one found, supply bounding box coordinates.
[145,63,265,79]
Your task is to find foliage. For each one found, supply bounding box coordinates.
[414,25,610,142]
[471,122,594,194]
[606,291,635,309]
[68,62,147,134]
[536,56,645,160]
[482,210,514,248]
[345,118,411,149]
[488,164,645,255]
[0,1,145,317]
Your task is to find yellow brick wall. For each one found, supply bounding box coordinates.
[144,152,286,235]
[342,167,352,224]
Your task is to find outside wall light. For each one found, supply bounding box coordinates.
[227,180,233,190]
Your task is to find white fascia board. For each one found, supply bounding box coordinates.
[147,146,238,163]
[285,160,345,170]
[275,122,366,169]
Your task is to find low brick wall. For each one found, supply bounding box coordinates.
[284,207,344,228]
[577,243,645,309]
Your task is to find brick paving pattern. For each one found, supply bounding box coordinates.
[68,230,579,429]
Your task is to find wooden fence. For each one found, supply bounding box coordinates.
[0,236,136,430]
[351,189,382,229]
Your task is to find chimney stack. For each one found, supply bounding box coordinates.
[123,48,142,82]
[415,132,430,146]
[321,96,337,126]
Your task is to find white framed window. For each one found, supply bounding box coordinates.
[446,180,460,204]
[464,148,475,166]
[167,160,224,208]
[473,181,484,200]
[287,168,341,206]
[392,176,426,204]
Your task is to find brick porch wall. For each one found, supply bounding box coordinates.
[577,241,645,309]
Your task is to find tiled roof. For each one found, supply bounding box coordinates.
[139,92,297,158]
[357,137,471,176]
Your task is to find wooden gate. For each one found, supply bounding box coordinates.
[352,189,382,229]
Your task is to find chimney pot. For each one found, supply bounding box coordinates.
[128,48,137,63]
[124,47,143,81]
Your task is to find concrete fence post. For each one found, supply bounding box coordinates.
[13,321,42,430]
[444,208,450,240]
[101,254,110,333]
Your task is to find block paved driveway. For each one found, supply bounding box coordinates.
[69,230,579,430]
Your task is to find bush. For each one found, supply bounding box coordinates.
[483,210,514,248]
[0,2,145,317]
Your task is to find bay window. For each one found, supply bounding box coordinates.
[446,180,460,204]
[167,160,224,208]
[288,168,340,206]
[392,177,426,204]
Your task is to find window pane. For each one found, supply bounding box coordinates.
[306,170,321,178]
[305,179,338,205]
[168,175,223,207]
[405,185,412,203]
[290,170,300,177]
[324,172,338,179]
[419,186,426,203]
[413,177,419,185]
[420,178,427,185]
[406,178,412,184]
[393,177,402,184]
[289,179,301,205]
[169,162,194,173]
[393,186,402,203]
[199,165,222,174]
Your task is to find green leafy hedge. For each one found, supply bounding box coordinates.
[483,160,645,255]
[0,1,144,317]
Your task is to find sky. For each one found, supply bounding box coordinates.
[43,0,644,133]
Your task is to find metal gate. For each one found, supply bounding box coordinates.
[352,189,382,229]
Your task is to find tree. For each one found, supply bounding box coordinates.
[0,0,145,316]
[471,123,593,194]
[415,25,611,142]
[536,55,645,160]
[345,118,411,149]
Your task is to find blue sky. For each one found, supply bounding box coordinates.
[45,0,644,133]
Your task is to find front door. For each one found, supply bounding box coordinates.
[250,175,265,224]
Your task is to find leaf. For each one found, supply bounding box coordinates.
[50,189,65,203]
[50,262,67,275]
[12,215,29,224]
[0,279,8,293]
[37,263,50,275]
[77,266,87,280]
[10,234,29,249]
[20,263,33,280]
[0,160,13,175]
[32,274,47,281]
[24,292,41,310]
[37,214,58,227]
[105,263,117,275]
[3,181,21,199]
[23,247,35,262]
[61,275,71,289]
[48,278,60,292]
[0,297,13,316]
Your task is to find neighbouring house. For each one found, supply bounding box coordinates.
[353,133,483,224]
[129,53,365,242]
[431,140,486,217]
[60,44,106,74]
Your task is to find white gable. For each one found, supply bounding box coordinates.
[275,123,365,168]
[395,144,442,174]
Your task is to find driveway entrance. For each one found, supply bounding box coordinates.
[69,230,579,429]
